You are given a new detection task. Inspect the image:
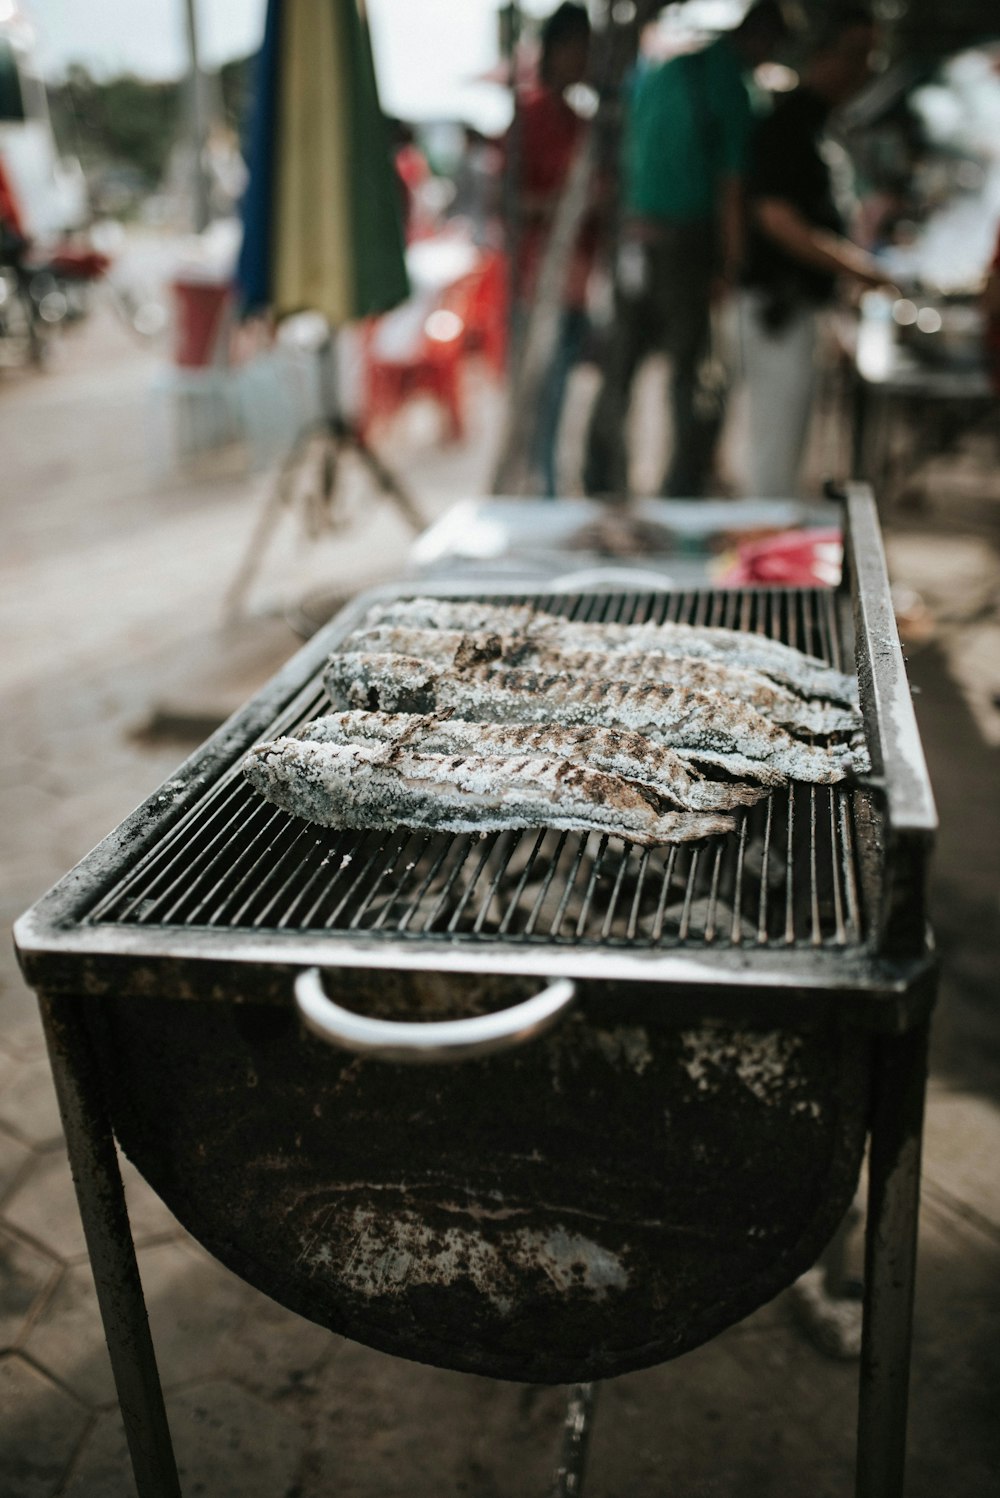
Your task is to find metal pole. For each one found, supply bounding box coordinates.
[499,2,523,372]
[856,1021,930,1498]
[39,994,181,1498]
[183,0,212,233]
[551,1382,599,1497]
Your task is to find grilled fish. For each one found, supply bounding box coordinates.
[363,598,858,707]
[244,737,736,847]
[349,625,860,738]
[324,653,870,784]
[297,711,775,808]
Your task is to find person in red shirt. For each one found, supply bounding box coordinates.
[511,3,598,495]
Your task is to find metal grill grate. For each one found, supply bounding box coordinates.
[85,587,866,951]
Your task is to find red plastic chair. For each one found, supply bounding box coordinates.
[361,270,484,442]
[462,248,507,378]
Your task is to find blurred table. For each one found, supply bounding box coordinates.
[289,495,843,638]
[849,303,997,508]
[407,496,841,590]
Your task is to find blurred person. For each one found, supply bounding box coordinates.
[739,4,896,497]
[0,150,28,267]
[205,122,248,219]
[583,0,791,500]
[511,1,600,497]
[388,118,434,241]
[451,124,503,246]
[982,219,1000,392]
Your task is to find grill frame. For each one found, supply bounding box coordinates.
[13,485,939,1498]
[16,486,936,1031]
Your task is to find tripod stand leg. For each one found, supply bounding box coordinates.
[224,409,422,620]
[340,420,425,531]
[223,422,318,619]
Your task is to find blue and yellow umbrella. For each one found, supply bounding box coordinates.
[238,0,410,326]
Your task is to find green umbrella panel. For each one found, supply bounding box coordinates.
[268,0,409,325]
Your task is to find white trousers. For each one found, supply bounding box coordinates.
[737,293,818,499]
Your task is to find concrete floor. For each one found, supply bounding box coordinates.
[1,303,999,1496]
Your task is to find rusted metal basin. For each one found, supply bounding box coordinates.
[92,973,870,1383]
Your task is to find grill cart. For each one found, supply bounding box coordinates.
[14,486,937,1498]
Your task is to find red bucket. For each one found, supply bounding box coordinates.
[170,279,232,368]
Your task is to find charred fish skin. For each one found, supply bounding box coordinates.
[348,626,859,738]
[365,599,858,708]
[297,711,773,809]
[495,646,859,738]
[244,737,736,848]
[323,653,869,785]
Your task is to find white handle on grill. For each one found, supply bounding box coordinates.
[294,969,577,1063]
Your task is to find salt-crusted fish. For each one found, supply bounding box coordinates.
[364,598,536,637]
[363,599,858,708]
[297,711,775,809]
[515,647,861,738]
[349,625,860,738]
[244,737,735,848]
[324,654,870,785]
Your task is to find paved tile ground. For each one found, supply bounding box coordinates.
[1,300,998,1496]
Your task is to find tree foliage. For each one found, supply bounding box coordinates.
[48,65,182,186]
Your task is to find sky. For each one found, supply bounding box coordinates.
[18,0,557,131]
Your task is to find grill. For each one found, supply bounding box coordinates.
[15,487,937,1498]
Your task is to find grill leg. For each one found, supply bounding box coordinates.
[40,994,182,1498]
[550,1382,599,1497]
[855,1021,929,1498]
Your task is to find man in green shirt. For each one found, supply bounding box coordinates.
[585,1,789,498]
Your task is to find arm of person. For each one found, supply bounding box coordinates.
[982,226,1000,319]
[755,197,893,290]
[718,173,746,286]
[712,53,754,287]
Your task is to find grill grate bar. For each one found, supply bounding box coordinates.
[808,786,822,946]
[445,833,501,933]
[244,821,324,928]
[730,815,750,945]
[278,831,354,928]
[677,847,700,942]
[575,835,611,939]
[472,834,518,935]
[157,792,276,927]
[316,831,396,930]
[756,796,775,944]
[421,835,478,932]
[524,831,570,936]
[651,845,679,943]
[87,683,331,926]
[839,794,863,942]
[703,841,725,943]
[397,837,454,932]
[497,829,547,935]
[348,830,414,930]
[625,848,651,941]
[371,833,431,932]
[600,841,635,941]
[96,776,249,924]
[195,797,320,927]
[197,804,304,927]
[550,836,591,938]
[785,785,797,945]
[828,791,847,944]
